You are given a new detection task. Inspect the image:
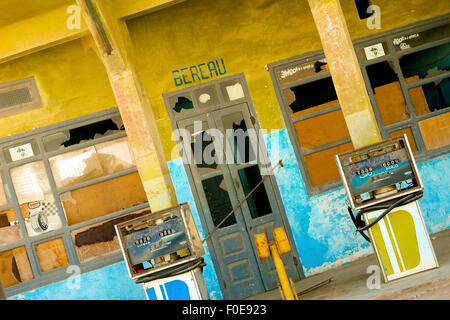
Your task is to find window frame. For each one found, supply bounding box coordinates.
[268,14,450,197]
[0,107,149,297]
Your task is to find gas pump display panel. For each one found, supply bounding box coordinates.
[336,135,423,210]
[115,203,204,280]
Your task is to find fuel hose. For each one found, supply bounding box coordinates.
[348,192,422,242]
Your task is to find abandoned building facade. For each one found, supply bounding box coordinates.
[0,0,448,300]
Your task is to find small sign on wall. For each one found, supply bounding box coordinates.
[364,43,385,60]
[9,143,34,161]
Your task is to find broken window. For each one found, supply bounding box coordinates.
[49,137,134,189]
[366,60,410,125]
[71,208,150,264]
[42,116,124,152]
[0,111,148,292]
[202,175,236,228]
[284,77,339,117]
[271,20,449,196]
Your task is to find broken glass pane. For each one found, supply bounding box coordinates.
[202,175,236,228]
[0,246,34,288]
[49,146,103,189]
[43,116,124,152]
[185,121,219,177]
[400,43,450,83]
[222,112,256,164]
[408,77,450,115]
[170,94,195,115]
[238,165,272,219]
[49,137,135,189]
[284,77,339,117]
[194,85,220,109]
[366,60,410,125]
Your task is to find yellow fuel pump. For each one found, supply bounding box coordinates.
[336,134,439,282]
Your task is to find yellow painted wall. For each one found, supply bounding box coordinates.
[0,38,115,138]
[126,0,449,160]
[0,0,448,157]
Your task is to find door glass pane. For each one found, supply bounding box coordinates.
[283,77,339,118]
[408,77,450,116]
[238,165,272,219]
[185,121,220,177]
[194,85,220,109]
[366,61,410,125]
[0,246,34,288]
[169,93,195,116]
[220,79,246,103]
[10,161,63,236]
[418,113,450,150]
[35,238,69,272]
[201,175,236,228]
[222,112,256,164]
[400,43,450,83]
[0,209,22,247]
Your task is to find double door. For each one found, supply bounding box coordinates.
[178,103,302,299]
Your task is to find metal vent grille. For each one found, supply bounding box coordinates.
[0,87,33,109]
[0,78,41,116]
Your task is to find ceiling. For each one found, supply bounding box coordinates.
[0,0,73,26]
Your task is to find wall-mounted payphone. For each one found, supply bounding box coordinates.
[336,135,439,282]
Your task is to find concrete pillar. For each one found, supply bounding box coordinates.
[307,0,382,148]
[76,0,177,211]
[0,279,6,300]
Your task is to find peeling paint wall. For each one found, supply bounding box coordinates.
[0,38,116,138]
[1,0,449,300]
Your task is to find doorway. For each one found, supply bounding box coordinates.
[164,74,303,299]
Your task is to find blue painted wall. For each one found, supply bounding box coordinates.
[10,129,449,300]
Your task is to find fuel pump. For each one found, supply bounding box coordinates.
[336,134,439,282]
[115,203,209,300]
